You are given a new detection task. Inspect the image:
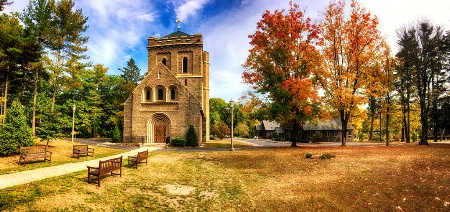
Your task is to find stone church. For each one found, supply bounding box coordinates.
[123,29,210,144]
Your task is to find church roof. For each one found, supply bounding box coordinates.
[162,30,192,39]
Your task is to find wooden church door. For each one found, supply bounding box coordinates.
[154,125,166,143]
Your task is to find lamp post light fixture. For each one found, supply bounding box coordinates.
[230,99,235,151]
[72,105,76,142]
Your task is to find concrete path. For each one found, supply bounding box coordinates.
[0,145,164,190]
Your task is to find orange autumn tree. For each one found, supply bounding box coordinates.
[315,0,388,146]
[242,2,320,146]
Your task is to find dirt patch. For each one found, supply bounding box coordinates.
[199,190,219,201]
[33,193,112,211]
[161,184,196,196]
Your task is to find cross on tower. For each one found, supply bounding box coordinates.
[176,19,181,31]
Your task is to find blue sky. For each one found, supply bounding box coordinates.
[3,0,450,101]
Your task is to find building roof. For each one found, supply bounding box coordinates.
[255,124,264,131]
[262,120,280,131]
[162,30,192,39]
[275,127,285,134]
[303,118,353,131]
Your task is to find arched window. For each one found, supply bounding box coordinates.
[146,90,151,101]
[156,85,166,101]
[169,86,178,101]
[143,87,152,102]
[182,57,188,73]
[162,58,167,66]
[157,87,165,101]
[170,89,176,100]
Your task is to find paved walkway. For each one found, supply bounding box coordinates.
[0,145,165,190]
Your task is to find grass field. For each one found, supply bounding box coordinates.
[0,139,126,175]
[1,141,450,211]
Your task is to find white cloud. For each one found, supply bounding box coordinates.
[363,0,450,53]
[139,13,155,21]
[174,0,209,22]
[74,0,159,73]
[87,38,119,69]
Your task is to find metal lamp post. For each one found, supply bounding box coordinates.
[230,99,235,151]
[72,105,76,142]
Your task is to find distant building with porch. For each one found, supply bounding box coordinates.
[255,118,354,142]
[255,120,285,140]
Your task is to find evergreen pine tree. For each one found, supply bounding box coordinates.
[185,125,199,146]
[111,124,122,143]
[0,99,34,156]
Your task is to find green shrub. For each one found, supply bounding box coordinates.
[185,125,198,146]
[111,124,122,143]
[319,153,335,159]
[412,131,418,142]
[171,137,186,147]
[372,135,381,142]
[357,133,365,142]
[306,153,313,158]
[0,99,34,156]
[272,131,279,141]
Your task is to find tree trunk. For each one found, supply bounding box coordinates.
[433,122,438,143]
[386,102,390,146]
[432,91,438,143]
[369,108,374,141]
[340,110,348,147]
[4,80,7,116]
[290,122,299,147]
[51,85,56,113]
[406,99,411,143]
[401,114,406,142]
[32,69,38,136]
[368,97,375,141]
[419,98,429,145]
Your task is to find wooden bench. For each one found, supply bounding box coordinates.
[72,144,94,158]
[128,149,148,168]
[87,156,122,187]
[19,145,52,165]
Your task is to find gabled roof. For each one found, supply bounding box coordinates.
[303,118,353,131]
[162,30,192,39]
[262,120,280,131]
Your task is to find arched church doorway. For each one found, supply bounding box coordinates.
[147,113,171,143]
